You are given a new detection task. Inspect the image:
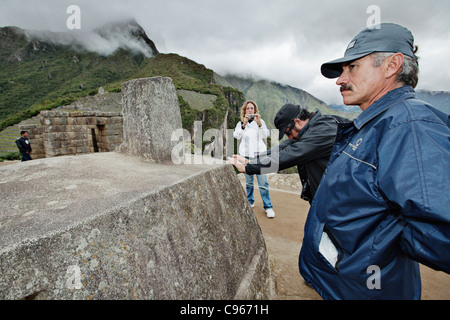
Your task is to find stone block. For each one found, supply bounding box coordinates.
[99,129,120,137]
[104,136,122,145]
[41,111,70,118]
[118,77,185,163]
[66,132,88,141]
[76,147,90,154]
[44,140,61,150]
[64,125,84,133]
[96,117,108,125]
[72,117,87,125]
[59,147,77,155]
[66,117,77,126]
[67,117,85,126]
[110,116,123,124]
[47,125,67,133]
[69,111,95,117]
[45,149,63,157]
[46,132,68,142]
[0,153,270,300]
[60,140,72,148]
[85,117,98,126]
[103,123,122,131]
[47,117,68,126]
[31,134,42,140]
[71,140,88,148]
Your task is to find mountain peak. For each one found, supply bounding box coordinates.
[94,19,159,56]
[2,19,159,57]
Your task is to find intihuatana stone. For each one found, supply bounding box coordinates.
[118,76,184,164]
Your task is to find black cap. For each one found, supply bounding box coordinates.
[274,104,300,140]
[321,23,416,78]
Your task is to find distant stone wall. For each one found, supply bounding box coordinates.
[20,111,123,159]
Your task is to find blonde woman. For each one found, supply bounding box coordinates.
[233,101,275,218]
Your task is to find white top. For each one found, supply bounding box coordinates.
[233,119,270,158]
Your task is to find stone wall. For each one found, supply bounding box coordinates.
[19,111,123,159]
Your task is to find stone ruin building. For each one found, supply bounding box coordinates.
[19,110,123,160]
[0,77,271,300]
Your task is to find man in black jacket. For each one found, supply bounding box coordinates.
[16,130,32,161]
[228,104,348,203]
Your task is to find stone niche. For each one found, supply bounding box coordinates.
[0,77,271,300]
[20,111,123,159]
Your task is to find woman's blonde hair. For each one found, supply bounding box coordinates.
[240,100,259,122]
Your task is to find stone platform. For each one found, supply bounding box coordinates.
[0,152,269,300]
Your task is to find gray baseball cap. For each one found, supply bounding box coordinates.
[321,23,416,78]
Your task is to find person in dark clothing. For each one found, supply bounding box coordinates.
[228,104,349,203]
[16,130,32,161]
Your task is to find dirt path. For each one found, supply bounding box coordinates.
[0,160,19,166]
[246,179,450,300]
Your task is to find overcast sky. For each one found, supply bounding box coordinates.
[1,0,449,105]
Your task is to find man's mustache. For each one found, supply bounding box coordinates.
[340,84,353,92]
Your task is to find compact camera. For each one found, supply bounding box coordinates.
[248,114,255,120]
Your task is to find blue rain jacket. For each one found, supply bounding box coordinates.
[299,86,450,300]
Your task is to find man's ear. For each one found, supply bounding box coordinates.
[385,53,404,79]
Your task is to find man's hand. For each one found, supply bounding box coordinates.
[227,155,249,173]
[232,154,249,164]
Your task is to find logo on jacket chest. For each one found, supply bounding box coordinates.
[348,138,363,151]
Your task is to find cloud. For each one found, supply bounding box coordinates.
[24,23,156,57]
[1,0,449,104]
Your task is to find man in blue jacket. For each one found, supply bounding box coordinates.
[16,130,32,161]
[299,23,450,299]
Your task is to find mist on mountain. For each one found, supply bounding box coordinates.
[23,19,158,57]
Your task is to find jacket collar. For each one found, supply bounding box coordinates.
[353,86,415,130]
[296,111,320,139]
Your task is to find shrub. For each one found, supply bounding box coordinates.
[0,151,21,161]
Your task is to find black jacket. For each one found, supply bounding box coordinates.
[245,111,349,202]
[16,136,32,155]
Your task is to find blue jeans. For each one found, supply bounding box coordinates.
[245,173,273,209]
